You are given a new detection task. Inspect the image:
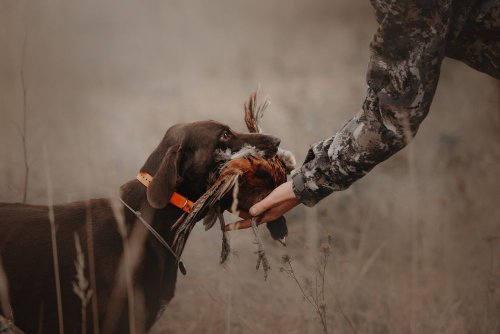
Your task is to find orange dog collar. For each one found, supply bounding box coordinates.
[136,171,193,213]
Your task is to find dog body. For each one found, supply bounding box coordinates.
[0,120,281,333]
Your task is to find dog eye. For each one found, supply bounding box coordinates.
[220,131,231,141]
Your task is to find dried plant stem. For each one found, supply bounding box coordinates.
[280,237,337,334]
[250,218,270,279]
[73,233,92,334]
[106,198,151,334]
[38,302,44,334]
[20,31,29,203]
[44,147,64,334]
[332,291,357,334]
[225,262,232,334]
[85,202,100,334]
[200,284,260,334]
[115,208,136,334]
[123,239,136,334]
[104,200,152,334]
[483,236,500,329]
[0,314,26,334]
[282,258,326,332]
[0,258,13,325]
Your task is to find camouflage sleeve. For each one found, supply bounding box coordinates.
[292,1,453,206]
[446,0,500,80]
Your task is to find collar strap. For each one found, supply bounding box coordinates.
[136,171,193,214]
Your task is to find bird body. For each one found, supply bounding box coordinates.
[172,147,290,254]
[172,90,295,266]
[216,154,287,212]
[210,151,290,246]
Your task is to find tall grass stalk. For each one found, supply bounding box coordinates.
[280,236,338,334]
[85,201,100,334]
[43,146,64,334]
[20,31,29,204]
[225,258,233,334]
[102,201,149,334]
[281,255,328,334]
[73,233,92,334]
[0,258,13,325]
[110,198,136,334]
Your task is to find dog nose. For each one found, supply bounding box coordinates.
[270,136,281,147]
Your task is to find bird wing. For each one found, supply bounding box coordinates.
[172,168,242,255]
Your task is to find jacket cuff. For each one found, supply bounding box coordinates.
[292,171,320,207]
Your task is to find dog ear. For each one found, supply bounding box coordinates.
[147,144,184,209]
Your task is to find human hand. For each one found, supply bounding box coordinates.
[224,181,300,231]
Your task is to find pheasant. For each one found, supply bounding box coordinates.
[172,91,295,277]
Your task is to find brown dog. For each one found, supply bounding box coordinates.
[0,120,280,333]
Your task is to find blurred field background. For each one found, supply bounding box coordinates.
[1,0,500,333]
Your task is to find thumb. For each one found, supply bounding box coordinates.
[249,181,294,216]
[249,199,269,216]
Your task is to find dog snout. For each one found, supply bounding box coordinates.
[256,134,280,148]
[260,135,281,157]
[230,132,282,157]
[269,136,281,148]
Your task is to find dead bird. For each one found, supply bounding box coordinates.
[172,91,296,275]
[240,91,295,244]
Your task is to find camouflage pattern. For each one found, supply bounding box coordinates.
[292,0,500,206]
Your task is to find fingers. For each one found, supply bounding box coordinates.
[249,181,295,216]
[224,198,300,232]
[258,198,300,224]
[224,181,300,232]
[248,190,281,216]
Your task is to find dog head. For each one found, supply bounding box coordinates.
[141,120,281,209]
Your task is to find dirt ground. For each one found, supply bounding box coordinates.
[1,1,500,333]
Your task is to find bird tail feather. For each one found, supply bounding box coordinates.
[172,171,241,256]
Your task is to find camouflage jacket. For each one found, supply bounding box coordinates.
[292,0,500,206]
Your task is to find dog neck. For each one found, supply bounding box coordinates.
[120,180,185,237]
[136,172,194,214]
[119,179,185,317]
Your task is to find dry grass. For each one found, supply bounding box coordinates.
[109,197,137,334]
[19,30,29,204]
[278,235,357,334]
[1,1,500,333]
[0,258,13,326]
[85,201,100,334]
[72,232,93,334]
[103,198,153,334]
[43,146,64,334]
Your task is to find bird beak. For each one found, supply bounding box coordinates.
[278,237,287,247]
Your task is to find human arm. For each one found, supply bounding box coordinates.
[248,1,454,221]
